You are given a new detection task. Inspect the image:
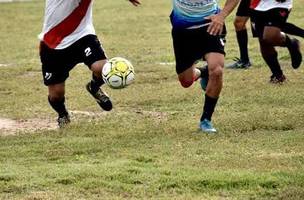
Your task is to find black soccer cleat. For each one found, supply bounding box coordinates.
[226,57,251,69]
[86,82,113,111]
[269,74,287,84]
[57,114,71,128]
[287,38,302,69]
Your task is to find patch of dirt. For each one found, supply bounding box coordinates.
[0,109,168,136]
[134,109,168,123]
[0,117,57,136]
[0,110,109,136]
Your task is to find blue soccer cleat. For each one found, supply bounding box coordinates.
[198,67,208,91]
[200,77,208,91]
[200,119,217,133]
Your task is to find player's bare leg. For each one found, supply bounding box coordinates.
[177,64,208,89]
[259,26,302,83]
[199,52,224,133]
[264,26,302,69]
[86,59,113,111]
[259,38,285,83]
[205,53,224,98]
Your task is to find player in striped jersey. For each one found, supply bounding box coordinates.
[39,0,141,128]
[250,0,302,83]
[170,0,239,133]
[227,0,304,69]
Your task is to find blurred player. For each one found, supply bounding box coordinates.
[250,0,302,83]
[170,0,239,133]
[228,0,304,69]
[39,0,141,128]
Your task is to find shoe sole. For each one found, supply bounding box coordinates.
[226,63,251,69]
[200,128,217,133]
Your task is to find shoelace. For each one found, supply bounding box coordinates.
[95,90,109,102]
[232,57,242,63]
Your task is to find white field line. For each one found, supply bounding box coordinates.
[0,63,13,67]
[159,62,175,66]
[0,0,32,2]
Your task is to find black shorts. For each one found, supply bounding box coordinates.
[250,8,290,38]
[172,26,226,74]
[236,0,251,17]
[40,34,107,86]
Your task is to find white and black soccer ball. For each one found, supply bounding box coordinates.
[102,57,135,89]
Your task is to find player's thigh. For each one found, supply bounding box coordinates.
[236,0,251,17]
[263,26,282,42]
[177,65,196,81]
[261,8,289,41]
[203,32,225,70]
[172,28,203,76]
[76,34,107,70]
[39,42,75,86]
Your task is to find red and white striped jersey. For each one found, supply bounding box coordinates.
[38,0,95,49]
[250,0,292,11]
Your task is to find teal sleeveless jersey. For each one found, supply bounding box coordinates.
[171,0,220,29]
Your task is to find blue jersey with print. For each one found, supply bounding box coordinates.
[171,0,220,29]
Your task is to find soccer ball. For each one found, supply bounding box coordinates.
[102,57,135,89]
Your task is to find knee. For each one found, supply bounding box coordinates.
[49,94,64,102]
[91,60,107,74]
[262,30,284,45]
[178,77,194,88]
[48,86,65,101]
[49,92,64,102]
[209,65,223,80]
[234,19,246,31]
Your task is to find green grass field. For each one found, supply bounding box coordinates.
[0,0,304,199]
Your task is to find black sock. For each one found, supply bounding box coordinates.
[48,96,68,118]
[90,74,105,93]
[201,95,218,121]
[262,51,283,77]
[283,23,304,38]
[236,29,249,62]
